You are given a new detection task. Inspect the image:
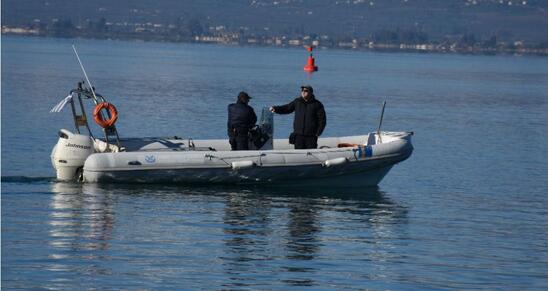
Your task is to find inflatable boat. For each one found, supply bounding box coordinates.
[51,82,413,186]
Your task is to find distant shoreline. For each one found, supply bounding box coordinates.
[3,30,547,57]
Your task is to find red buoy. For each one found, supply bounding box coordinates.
[303,46,318,72]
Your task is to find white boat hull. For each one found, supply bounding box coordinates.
[80,132,413,186]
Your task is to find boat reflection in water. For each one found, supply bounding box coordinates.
[219,185,408,287]
[46,182,116,286]
[48,182,408,288]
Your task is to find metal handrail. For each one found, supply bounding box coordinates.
[67,81,121,149]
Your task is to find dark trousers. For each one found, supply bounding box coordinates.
[294,135,318,149]
[229,128,249,150]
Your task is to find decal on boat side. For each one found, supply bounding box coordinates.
[355,146,373,158]
[144,155,156,164]
[365,146,373,157]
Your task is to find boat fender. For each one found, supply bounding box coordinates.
[231,160,255,170]
[323,157,348,168]
[93,102,118,128]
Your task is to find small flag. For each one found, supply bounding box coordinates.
[50,95,73,113]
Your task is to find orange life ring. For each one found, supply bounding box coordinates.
[93,102,118,128]
[337,143,359,148]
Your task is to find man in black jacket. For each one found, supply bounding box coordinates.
[228,91,257,150]
[270,85,326,149]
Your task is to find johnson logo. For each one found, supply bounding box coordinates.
[66,143,91,150]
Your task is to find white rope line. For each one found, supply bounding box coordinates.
[204,147,360,165]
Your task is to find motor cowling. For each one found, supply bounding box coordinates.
[51,129,95,181]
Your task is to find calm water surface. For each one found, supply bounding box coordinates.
[2,36,547,289]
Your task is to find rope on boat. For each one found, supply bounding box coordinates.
[204,147,358,167]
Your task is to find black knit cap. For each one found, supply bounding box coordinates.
[301,85,314,93]
[237,91,252,100]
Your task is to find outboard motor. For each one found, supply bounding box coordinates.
[51,129,95,181]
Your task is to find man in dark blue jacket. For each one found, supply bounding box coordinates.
[228,91,257,150]
[270,85,326,149]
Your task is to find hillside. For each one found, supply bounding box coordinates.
[3,0,547,43]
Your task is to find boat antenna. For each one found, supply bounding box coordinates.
[72,44,98,101]
[376,100,386,144]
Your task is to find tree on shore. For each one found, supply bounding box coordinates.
[50,18,75,37]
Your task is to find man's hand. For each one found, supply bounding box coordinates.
[269,107,275,113]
